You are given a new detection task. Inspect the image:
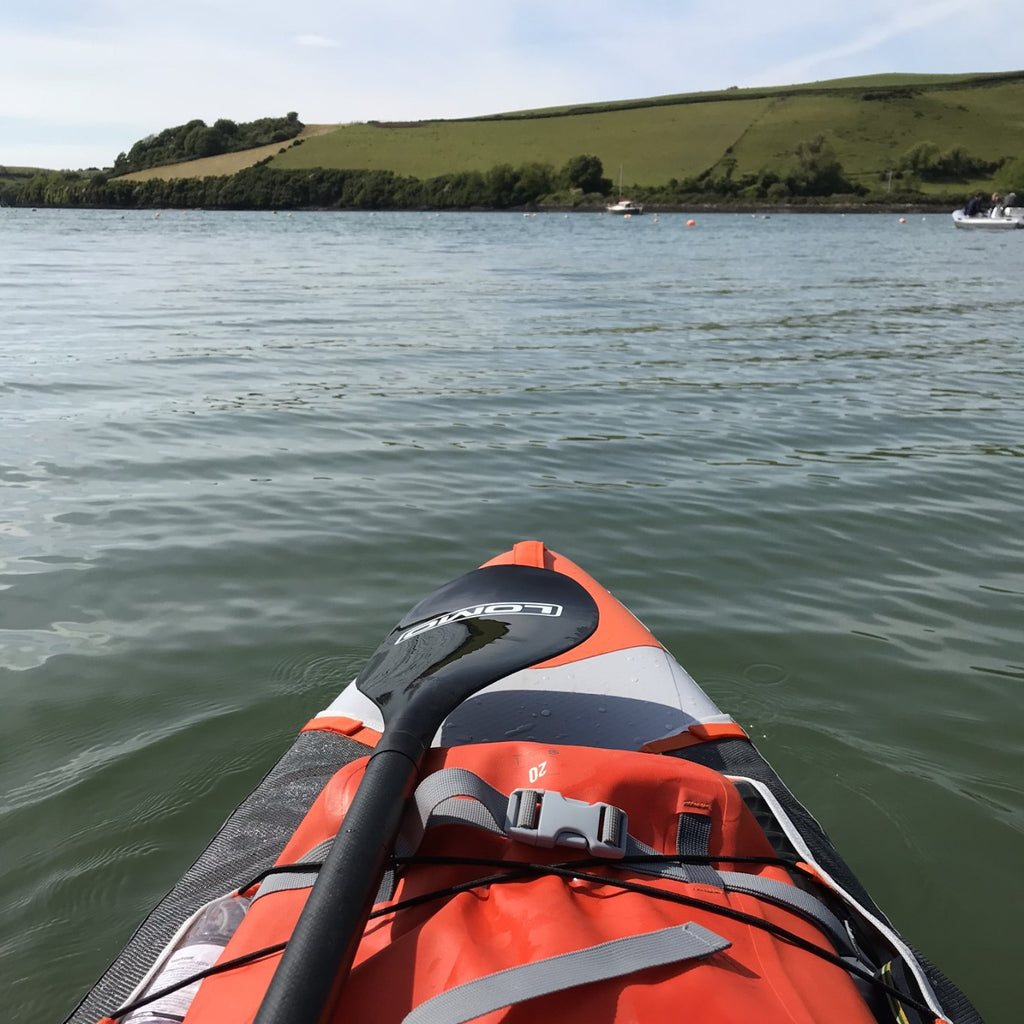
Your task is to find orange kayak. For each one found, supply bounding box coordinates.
[67,541,983,1024]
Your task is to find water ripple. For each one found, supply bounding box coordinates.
[2,209,1021,1023]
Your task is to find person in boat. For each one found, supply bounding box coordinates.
[1002,190,1018,209]
[964,193,984,217]
[989,193,1004,217]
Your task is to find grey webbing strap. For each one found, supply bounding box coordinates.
[375,768,512,904]
[255,770,529,907]
[253,769,852,958]
[718,872,853,954]
[676,812,722,886]
[396,770,853,954]
[398,767,510,857]
[401,768,709,883]
[401,921,730,1024]
[622,834,692,883]
[252,836,397,907]
[251,838,335,902]
[252,833,404,907]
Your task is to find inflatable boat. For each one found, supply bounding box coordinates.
[952,206,1024,229]
[67,541,983,1024]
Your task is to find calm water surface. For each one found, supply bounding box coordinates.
[1,208,1020,1022]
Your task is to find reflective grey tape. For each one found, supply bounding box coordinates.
[402,921,730,1024]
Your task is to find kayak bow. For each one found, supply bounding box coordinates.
[67,541,984,1024]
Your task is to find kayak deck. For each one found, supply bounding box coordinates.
[63,541,984,1024]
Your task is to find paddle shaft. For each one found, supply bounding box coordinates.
[252,727,424,1024]
[252,563,600,1024]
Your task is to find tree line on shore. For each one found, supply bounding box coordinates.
[112,113,304,173]
[2,154,612,210]
[1,125,1017,211]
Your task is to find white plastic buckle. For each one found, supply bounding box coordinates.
[506,789,627,858]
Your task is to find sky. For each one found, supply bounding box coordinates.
[3,0,1020,171]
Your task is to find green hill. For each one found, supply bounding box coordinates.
[264,71,1024,194]
[8,71,1024,209]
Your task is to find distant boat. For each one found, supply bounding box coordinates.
[606,197,644,216]
[952,205,1024,230]
[607,165,644,216]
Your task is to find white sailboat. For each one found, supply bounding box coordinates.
[606,166,643,216]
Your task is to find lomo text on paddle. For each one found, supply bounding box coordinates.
[395,603,564,644]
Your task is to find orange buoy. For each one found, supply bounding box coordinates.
[686,218,696,227]
[898,217,906,224]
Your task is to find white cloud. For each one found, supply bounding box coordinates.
[750,0,980,86]
[2,0,1021,169]
[293,35,338,48]
[0,141,113,172]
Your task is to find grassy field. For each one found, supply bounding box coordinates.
[0,166,49,181]
[114,71,1024,191]
[272,98,776,184]
[711,79,1024,191]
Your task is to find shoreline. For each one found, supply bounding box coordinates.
[4,201,955,215]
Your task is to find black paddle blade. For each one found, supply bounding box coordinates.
[252,562,600,1024]
[355,564,599,730]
